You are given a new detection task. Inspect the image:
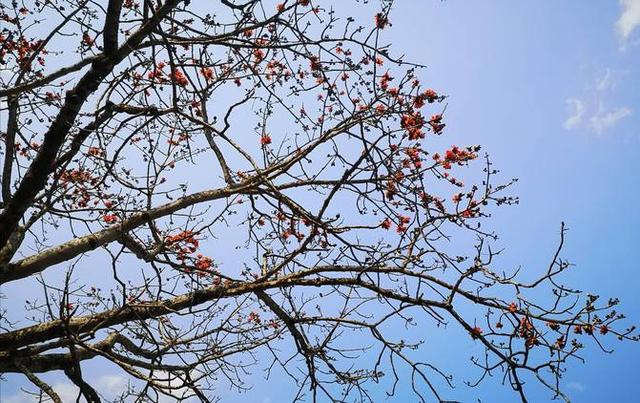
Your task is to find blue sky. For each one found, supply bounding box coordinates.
[1,1,639,402]
[382,1,640,401]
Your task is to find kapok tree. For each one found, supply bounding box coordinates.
[0,1,636,402]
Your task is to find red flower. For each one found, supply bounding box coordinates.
[260,135,272,145]
[88,147,103,157]
[45,91,60,101]
[381,218,392,230]
[103,214,119,224]
[470,326,483,339]
[583,324,594,335]
[195,255,213,271]
[547,321,560,331]
[379,71,393,90]
[424,89,438,102]
[375,13,389,29]
[82,32,93,46]
[400,112,426,140]
[276,3,285,12]
[165,230,199,249]
[253,48,265,63]
[429,114,445,134]
[248,311,261,324]
[170,69,188,86]
[309,56,321,71]
[200,67,214,81]
[394,215,410,233]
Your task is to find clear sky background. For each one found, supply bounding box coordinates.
[380,0,640,401]
[2,1,639,402]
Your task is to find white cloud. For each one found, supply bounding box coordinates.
[563,98,585,130]
[590,105,632,135]
[595,68,616,91]
[617,0,640,41]
[563,68,632,135]
[3,382,80,403]
[2,393,34,403]
[566,381,586,393]
[563,99,632,135]
[3,374,130,403]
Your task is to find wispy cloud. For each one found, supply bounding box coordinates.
[590,105,632,135]
[566,381,586,393]
[617,0,640,42]
[563,69,632,135]
[595,68,616,91]
[3,375,129,403]
[563,98,585,130]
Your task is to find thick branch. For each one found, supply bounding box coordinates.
[0,276,448,351]
[0,184,244,284]
[0,0,183,250]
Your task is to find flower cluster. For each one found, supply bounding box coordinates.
[470,326,483,339]
[60,169,94,184]
[403,146,423,169]
[428,114,445,134]
[0,34,47,72]
[200,67,214,81]
[253,48,266,63]
[433,145,480,170]
[413,89,442,109]
[165,230,200,261]
[167,131,190,146]
[195,254,213,271]
[164,230,219,278]
[518,317,538,348]
[396,214,411,233]
[103,214,119,224]
[374,13,389,29]
[45,91,61,103]
[170,69,188,86]
[248,311,261,324]
[260,134,272,145]
[379,72,393,91]
[400,112,426,140]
